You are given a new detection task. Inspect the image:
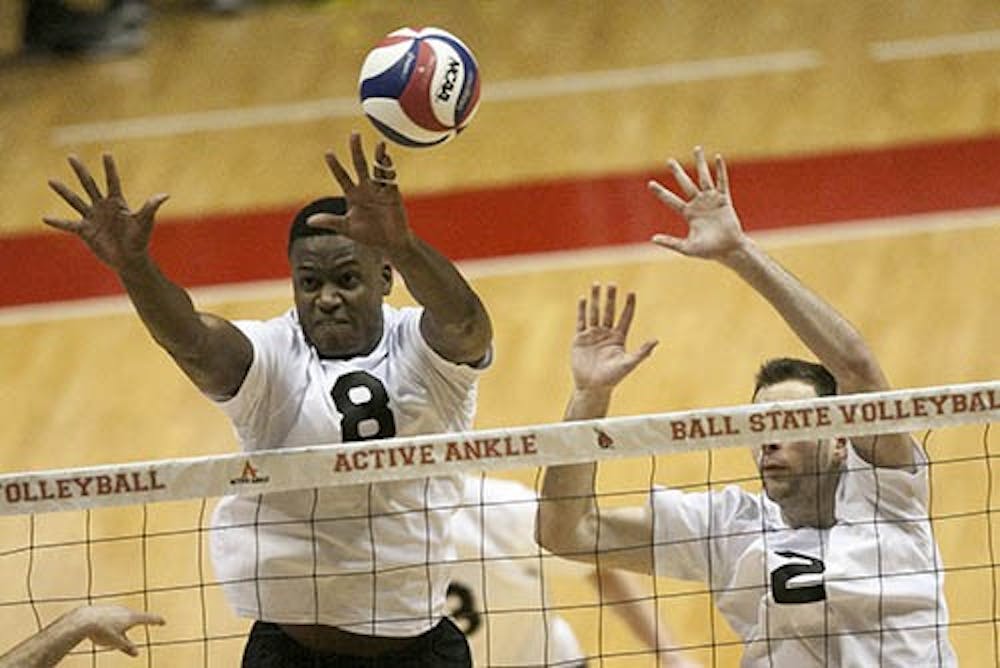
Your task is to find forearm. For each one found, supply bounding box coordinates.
[538,461,599,562]
[0,613,87,667]
[116,256,211,358]
[722,239,885,392]
[115,256,251,398]
[537,388,613,560]
[388,236,491,362]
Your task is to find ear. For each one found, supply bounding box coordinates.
[381,262,393,296]
[833,437,849,464]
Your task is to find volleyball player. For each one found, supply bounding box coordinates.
[44,133,492,666]
[0,605,164,666]
[537,148,956,666]
[452,475,699,667]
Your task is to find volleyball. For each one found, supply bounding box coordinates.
[358,27,481,148]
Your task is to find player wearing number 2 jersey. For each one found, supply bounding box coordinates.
[538,148,955,667]
[44,134,492,666]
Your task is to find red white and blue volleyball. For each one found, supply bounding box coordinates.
[359,27,481,148]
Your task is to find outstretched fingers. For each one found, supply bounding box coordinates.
[602,284,617,329]
[349,132,370,185]
[647,180,686,213]
[135,194,170,225]
[103,153,123,199]
[324,150,356,194]
[616,293,658,367]
[650,233,687,254]
[581,284,654,341]
[715,153,729,195]
[129,611,166,627]
[374,141,393,170]
[629,338,659,367]
[372,141,397,185]
[41,216,81,233]
[306,211,347,233]
[68,155,103,202]
[113,634,140,656]
[114,610,165,655]
[667,158,698,198]
[589,283,601,328]
[615,291,635,334]
[48,179,90,216]
[694,146,714,191]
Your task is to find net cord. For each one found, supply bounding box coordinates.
[1,381,996,516]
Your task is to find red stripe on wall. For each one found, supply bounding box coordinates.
[2,136,997,307]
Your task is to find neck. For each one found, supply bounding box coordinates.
[778,470,842,529]
[781,501,835,529]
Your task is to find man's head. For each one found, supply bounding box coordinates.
[752,358,846,527]
[288,197,392,359]
[753,357,837,398]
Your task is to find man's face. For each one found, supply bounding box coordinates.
[753,379,845,507]
[290,235,391,359]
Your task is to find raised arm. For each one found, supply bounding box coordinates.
[0,605,164,667]
[648,147,914,469]
[44,155,252,399]
[308,133,492,366]
[537,284,658,573]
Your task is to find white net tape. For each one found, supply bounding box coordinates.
[2,381,996,516]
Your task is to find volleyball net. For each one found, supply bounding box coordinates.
[0,381,996,666]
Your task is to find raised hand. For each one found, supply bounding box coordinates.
[572,284,657,392]
[309,132,412,253]
[647,146,745,260]
[43,154,168,272]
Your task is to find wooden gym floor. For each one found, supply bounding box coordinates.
[0,1,998,665]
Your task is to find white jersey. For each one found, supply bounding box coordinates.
[210,306,486,636]
[652,443,956,667]
[450,476,586,667]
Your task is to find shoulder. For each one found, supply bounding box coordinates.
[384,305,488,377]
[382,304,419,329]
[653,484,761,525]
[380,305,423,353]
[232,310,308,355]
[232,309,299,343]
[838,440,929,517]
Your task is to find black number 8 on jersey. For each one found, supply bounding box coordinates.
[330,371,397,442]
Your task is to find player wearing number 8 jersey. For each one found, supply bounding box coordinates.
[43,133,492,666]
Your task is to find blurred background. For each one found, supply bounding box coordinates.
[0,0,997,665]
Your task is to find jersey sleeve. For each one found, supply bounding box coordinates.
[400,306,491,375]
[652,485,757,585]
[391,308,490,428]
[841,440,930,520]
[212,314,306,451]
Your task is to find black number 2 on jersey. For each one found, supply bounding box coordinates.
[330,371,397,442]
[771,550,827,604]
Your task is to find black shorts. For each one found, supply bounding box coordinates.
[241,617,472,668]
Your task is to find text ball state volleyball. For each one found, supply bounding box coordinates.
[359,27,481,148]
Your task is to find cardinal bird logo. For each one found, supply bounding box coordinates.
[595,428,614,449]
